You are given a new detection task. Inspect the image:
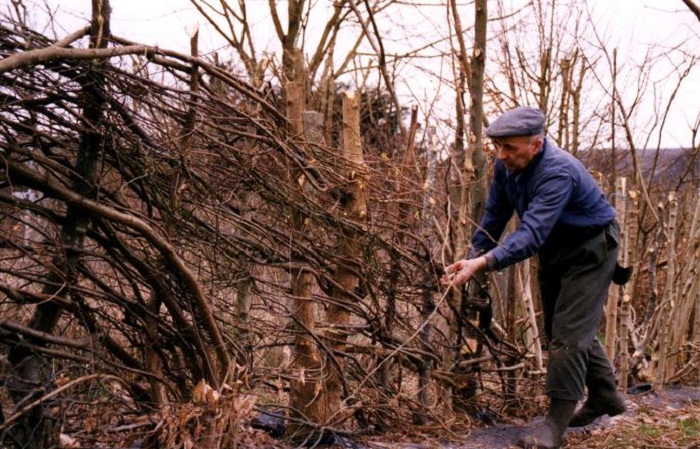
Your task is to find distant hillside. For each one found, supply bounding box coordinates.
[580,147,700,190]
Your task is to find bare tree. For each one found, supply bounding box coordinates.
[4,2,113,446]
[682,0,700,22]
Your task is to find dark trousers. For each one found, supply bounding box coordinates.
[537,221,619,401]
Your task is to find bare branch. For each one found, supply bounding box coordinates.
[681,0,700,22]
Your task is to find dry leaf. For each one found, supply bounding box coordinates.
[55,375,71,387]
[84,417,97,433]
[233,395,257,418]
[193,379,210,404]
[59,433,80,448]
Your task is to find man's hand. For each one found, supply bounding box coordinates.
[440,256,488,288]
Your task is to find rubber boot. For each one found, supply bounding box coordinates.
[568,384,626,427]
[516,398,577,449]
[569,343,626,427]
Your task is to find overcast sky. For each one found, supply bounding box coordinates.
[15,0,700,148]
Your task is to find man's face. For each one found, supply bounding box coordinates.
[491,135,543,172]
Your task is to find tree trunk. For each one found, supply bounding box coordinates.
[381,105,419,402]
[445,0,470,413]
[321,91,368,428]
[468,0,488,241]
[6,2,110,447]
[414,127,439,424]
[285,76,326,443]
[450,0,488,412]
[466,0,489,402]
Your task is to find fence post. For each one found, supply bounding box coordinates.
[605,177,627,361]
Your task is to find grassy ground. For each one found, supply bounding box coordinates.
[565,386,700,449]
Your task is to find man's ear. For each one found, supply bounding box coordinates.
[532,135,544,151]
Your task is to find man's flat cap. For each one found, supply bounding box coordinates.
[486,106,545,138]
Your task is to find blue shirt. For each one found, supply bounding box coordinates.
[471,138,616,270]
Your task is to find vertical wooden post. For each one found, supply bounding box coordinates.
[693,244,700,384]
[234,55,269,377]
[321,91,368,423]
[285,49,326,441]
[384,105,418,400]
[520,260,543,374]
[619,187,640,390]
[605,177,627,360]
[617,178,632,390]
[665,188,700,381]
[692,190,700,384]
[654,191,677,390]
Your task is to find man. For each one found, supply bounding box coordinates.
[441,107,626,449]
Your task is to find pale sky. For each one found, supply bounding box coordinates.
[14,0,700,148]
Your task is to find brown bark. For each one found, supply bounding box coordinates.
[285,75,326,442]
[448,0,471,262]
[449,0,489,412]
[321,91,368,426]
[468,0,488,230]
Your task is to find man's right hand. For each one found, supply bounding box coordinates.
[440,256,488,288]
